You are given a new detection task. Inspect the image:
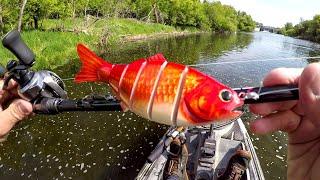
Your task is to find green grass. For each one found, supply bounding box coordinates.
[0,18,187,70]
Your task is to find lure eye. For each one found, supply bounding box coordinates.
[220,89,233,102]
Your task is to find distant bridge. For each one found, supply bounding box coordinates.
[257,26,280,33]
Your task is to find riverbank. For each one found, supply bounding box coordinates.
[278,15,320,44]
[0,18,198,69]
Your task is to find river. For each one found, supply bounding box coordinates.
[0,32,320,180]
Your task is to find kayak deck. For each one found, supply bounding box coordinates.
[136,119,265,180]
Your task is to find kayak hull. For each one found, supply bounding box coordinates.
[136,119,265,180]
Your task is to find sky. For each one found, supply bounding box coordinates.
[218,0,320,28]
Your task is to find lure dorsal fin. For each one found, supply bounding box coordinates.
[147,53,167,62]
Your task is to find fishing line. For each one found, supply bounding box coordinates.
[61,56,320,81]
[188,56,320,67]
[62,77,75,81]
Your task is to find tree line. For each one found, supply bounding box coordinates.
[0,0,256,34]
[279,15,320,43]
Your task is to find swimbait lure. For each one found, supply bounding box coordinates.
[75,44,243,126]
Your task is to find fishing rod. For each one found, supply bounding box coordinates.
[34,95,122,114]
[0,30,299,116]
[31,85,298,115]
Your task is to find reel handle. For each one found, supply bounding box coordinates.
[2,30,35,66]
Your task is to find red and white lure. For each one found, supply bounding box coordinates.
[75,44,243,126]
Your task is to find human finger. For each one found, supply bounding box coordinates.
[0,79,18,97]
[0,99,33,138]
[2,79,18,91]
[250,110,301,134]
[262,68,302,86]
[298,63,320,125]
[249,67,302,115]
[249,100,297,116]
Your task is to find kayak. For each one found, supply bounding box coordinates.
[136,118,265,180]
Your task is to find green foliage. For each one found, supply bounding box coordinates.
[0,18,177,69]
[0,0,255,34]
[237,11,255,32]
[202,2,254,33]
[203,2,238,32]
[0,0,257,69]
[279,15,320,43]
[284,22,293,31]
[0,0,20,32]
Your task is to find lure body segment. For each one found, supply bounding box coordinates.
[75,44,243,126]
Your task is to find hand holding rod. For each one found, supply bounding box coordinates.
[1,30,67,102]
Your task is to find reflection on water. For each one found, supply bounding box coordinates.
[0,32,320,180]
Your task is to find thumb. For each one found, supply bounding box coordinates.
[0,99,33,138]
[298,63,320,125]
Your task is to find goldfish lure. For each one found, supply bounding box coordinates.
[75,44,243,126]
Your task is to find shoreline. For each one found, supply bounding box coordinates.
[1,18,190,69]
[0,18,221,70]
[120,31,208,42]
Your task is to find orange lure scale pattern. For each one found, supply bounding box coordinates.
[75,44,243,126]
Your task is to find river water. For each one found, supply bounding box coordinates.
[0,32,320,180]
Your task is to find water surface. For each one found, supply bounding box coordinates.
[0,32,320,179]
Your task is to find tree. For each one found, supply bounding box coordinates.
[0,3,3,33]
[284,22,293,31]
[237,11,255,32]
[204,2,238,32]
[0,0,256,33]
[18,0,28,32]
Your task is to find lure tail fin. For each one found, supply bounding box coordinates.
[75,44,112,83]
